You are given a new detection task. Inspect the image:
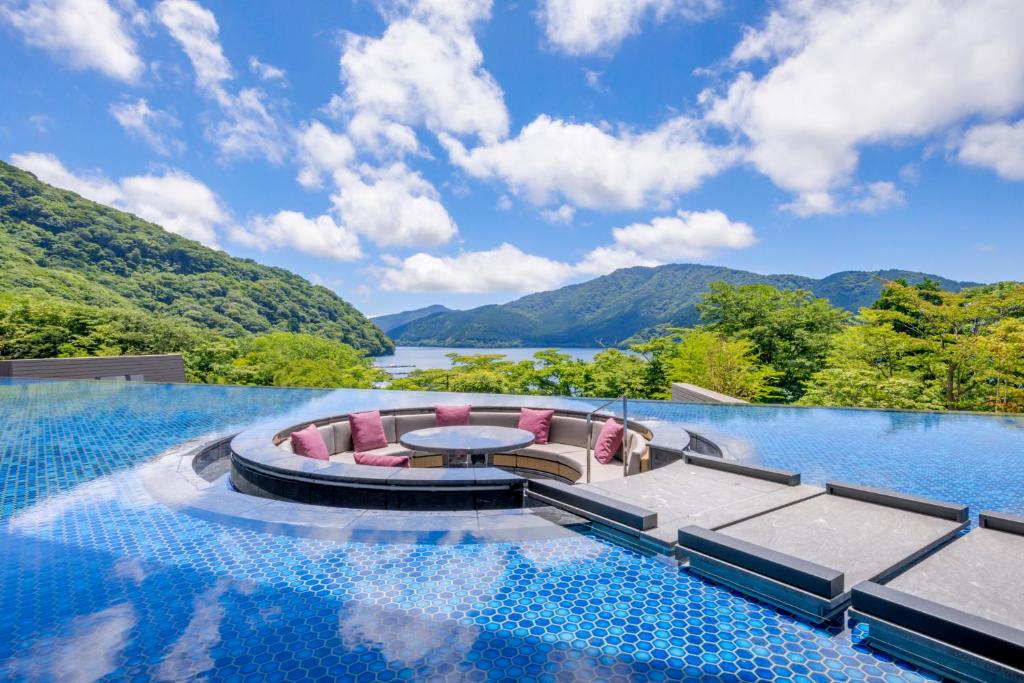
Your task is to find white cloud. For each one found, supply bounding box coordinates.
[573,245,660,276]
[207,87,287,163]
[291,119,459,249]
[611,209,755,258]
[577,209,754,274]
[540,204,575,224]
[248,55,286,83]
[539,0,719,55]
[11,151,122,204]
[443,114,735,210]
[780,182,906,217]
[294,121,356,190]
[155,0,230,95]
[852,181,905,213]
[337,0,507,149]
[11,152,230,246]
[583,68,605,92]
[118,171,229,245]
[704,0,1024,196]
[379,243,573,293]
[109,98,183,155]
[958,119,1024,181]
[379,209,755,293]
[231,210,361,262]
[27,113,54,132]
[156,0,286,163]
[1,0,144,82]
[331,163,457,248]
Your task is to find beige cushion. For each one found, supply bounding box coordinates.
[469,411,519,428]
[316,425,335,454]
[336,443,411,460]
[517,442,580,459]
[380,415,397,443]
[332,421,353,454]
[549,416,589,447]
[279,438,294,453]
[395,412,435,438]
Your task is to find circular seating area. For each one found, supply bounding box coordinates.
[277,406,652,482]
[229,405,654,511]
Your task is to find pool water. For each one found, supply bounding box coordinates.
[2,379,1022,681]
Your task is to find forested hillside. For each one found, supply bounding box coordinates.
[372,304,451,333]
[389,264,977,347]
[0,161,392,354]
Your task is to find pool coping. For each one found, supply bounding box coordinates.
[142,434,593,545]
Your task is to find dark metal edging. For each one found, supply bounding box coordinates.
[684,453,800,485]
[980,510,1024,535]
[825,481,969,522]
[527,479,658,531]
[851,581,1024,674]
[677,525,843,598]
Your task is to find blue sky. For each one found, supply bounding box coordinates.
[1,0,1022,316]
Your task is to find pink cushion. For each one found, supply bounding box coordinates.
[350,410,388,451]
[291,424,329,461]
[354,452,410,467]
[518,408,554,445]
[435,404,471,427]
[593,419,624,464]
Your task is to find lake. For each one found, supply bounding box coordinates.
[374,346,606,376]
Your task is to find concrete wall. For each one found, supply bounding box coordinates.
[0,354,186,383]
[670,382,747,405]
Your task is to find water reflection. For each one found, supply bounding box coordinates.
[2,603,136,683]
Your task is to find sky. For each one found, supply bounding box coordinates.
[1,0,1022,317]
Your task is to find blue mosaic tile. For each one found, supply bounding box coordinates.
[0,470,942,680]
[0,378,1021,679]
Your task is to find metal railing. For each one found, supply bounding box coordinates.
[583,396,631,483]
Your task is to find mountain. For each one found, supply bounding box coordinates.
[0,161,393,355]
[388,264,980,348]
[373,304,451,333]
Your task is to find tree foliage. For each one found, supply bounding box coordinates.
[0,161,393,354]
[800,280,1024,411]
[0,295,383,389]
[697,282,849,401]
[638,330,780,402]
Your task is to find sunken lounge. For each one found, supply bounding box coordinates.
[229,404,653,511]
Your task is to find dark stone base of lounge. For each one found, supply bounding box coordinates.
[231,455,528,511]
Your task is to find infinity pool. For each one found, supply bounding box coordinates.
[2,379,1022,681]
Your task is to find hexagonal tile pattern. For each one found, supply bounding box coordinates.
[2,378,1019,681]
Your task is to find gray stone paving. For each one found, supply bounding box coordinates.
[886,526,1024,629]
[580,459,823,543]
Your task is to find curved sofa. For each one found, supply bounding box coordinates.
[229,405,654,511]
[275,406,652,483]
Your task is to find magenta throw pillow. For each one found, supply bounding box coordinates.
[354,452,410,467]
[593,419,624,464]
[518,408,555,445]
[435,404,471,427]
[291,424,329,461]
[350,410,388,451]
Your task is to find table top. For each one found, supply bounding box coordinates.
[399,425,536,454]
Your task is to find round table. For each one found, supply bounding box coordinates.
[399,425,536,468]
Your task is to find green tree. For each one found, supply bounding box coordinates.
[797,320,944,410]
[697,282,850,400]
[802,281,1024,411]
[579,349,650,398]
[980,318,1024,412]
[220,333,386,388]
[645,329,780,402]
